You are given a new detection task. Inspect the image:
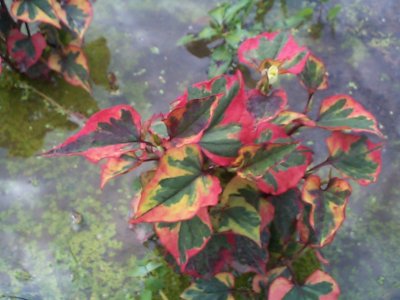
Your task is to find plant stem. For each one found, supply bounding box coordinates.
[25,83,88,126]
[24,22,31,37]
[306,158,330,175]
[303,92,314,115]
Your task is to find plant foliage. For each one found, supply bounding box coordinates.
[45,29,383,299]
[178,0,342,77]
[0,0,93,91]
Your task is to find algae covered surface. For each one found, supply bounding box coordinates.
[1,0,400,299]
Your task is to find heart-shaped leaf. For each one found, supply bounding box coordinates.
[326,132,382,185]
[11,0,60,27]
[100,151,146,189]
[269,270,340,300]
[299,54,328,93]
[317,95,383,137]
[53,0,93,39]
[7,29,46,70]
[247,89,287,123]
[238,31,308,74]
[301,175,351,247]
[234,144,313,195]
[47,45,91,92]
[181,272,235,300]
[44,105,142,162]
[155,208,212,270]
[132,144,221,223]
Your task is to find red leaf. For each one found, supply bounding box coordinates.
[100,151,146,189]
[7,29,46,70]
[269,270,340,299]
[44,105,142,162]
[254,121,291,144]
[247,89,288,123]
[155,208,212,271]
[238,31,309,74]
[317,94,383,137]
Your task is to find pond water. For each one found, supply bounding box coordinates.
[0,0,399,299]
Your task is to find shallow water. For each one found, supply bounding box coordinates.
[0,0,399,299]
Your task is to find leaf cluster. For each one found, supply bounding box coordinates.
[45,30,383,299]
[0,0,93,92]
[178,0,342,78]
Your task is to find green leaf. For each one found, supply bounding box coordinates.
[209,5,227,26]
[181,272,235,300]
[274,8,314,30]
[198,26,219,40]
[327,5,341,22]
[223,0,253,24]
[177,34,197,46]
[209,44,233,78]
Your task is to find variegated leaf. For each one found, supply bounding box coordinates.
[44,105,142,162]
[255,121,292,144]
[11,0,60,27]
[237,31,308,74]
[269,189,303,243]
[155,208,212,270]
[217,177,262,244]
[252,267,290,294]
[272,110,316,128]
[47,45,91,92]
[199,123,243,166]
[185,234,231,277]
[7,29,46,70]
[181,272,235,300]
[234,144,313,195]
[164,96,217,146]
[53,0,93,39]
[247,89,287,123]
[132,144,221,223]
[228,233,269,275]
[302,175,351,248]
[317,95,383,137]
[299,54,328,93]
[100,151,145,189]
[326,132,382,185]
[269,270,340,300]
